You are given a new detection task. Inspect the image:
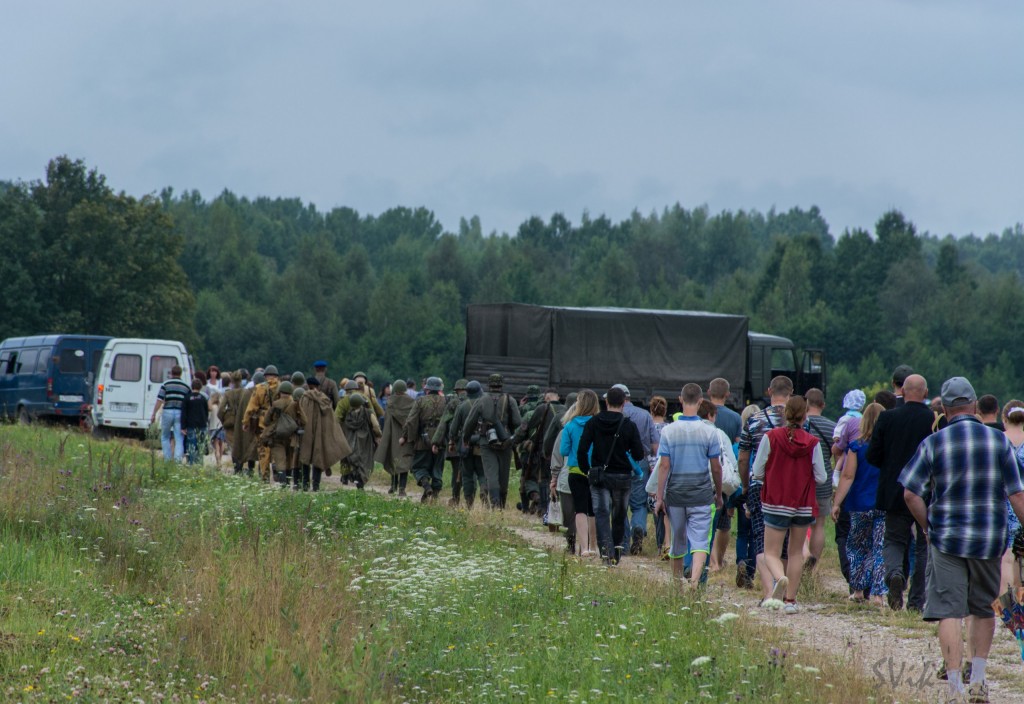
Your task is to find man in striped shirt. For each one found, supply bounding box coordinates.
[151,365,191,462]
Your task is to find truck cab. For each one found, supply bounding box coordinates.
[746,333,826,406]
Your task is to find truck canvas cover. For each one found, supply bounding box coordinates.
[464,303,748,402]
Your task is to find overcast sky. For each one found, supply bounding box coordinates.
[3,1,1022,239]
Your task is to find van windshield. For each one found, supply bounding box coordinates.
[58,348,88,374]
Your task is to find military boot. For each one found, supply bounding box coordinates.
[418,476,432,503]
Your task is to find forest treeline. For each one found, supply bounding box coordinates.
[3,156,1024,415]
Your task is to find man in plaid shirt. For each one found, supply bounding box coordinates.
[901,377,1024,704]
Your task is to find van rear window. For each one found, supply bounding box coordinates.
[17,349,39,375]
[150,356,178,383]
[58,349,87,374]
[112,354,142,382]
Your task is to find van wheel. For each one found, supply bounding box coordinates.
[91,425,110,441]
[17,406,30,425]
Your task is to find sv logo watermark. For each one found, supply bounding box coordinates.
[871,655,934,690]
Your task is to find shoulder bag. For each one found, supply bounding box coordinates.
[588,416,625,489]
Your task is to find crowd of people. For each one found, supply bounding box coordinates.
[151,360,1024,704]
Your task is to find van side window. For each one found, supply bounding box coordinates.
[150,356,178,383]
[35,351,49,374]
[17,349,39,375]
[58,349,87,374]
[0,351,13,375]
[111,354,142,382]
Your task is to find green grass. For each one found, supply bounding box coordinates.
[0,427,899,702]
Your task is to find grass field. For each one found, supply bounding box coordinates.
[0,426,900,702]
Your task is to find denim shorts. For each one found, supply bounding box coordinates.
[762,511,815,530]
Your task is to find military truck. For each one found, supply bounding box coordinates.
[463,303,826,408]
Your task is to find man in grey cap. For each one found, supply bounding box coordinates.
[243,364,281,481]
[901,377,1024,703]
[462,373,522,509]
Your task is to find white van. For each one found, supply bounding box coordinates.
[92,338,194,433]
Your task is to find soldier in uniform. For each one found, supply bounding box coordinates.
[515,388,564,516]
[402,376,447,502]
[243,366,281,481]
[375,379,415,495]
[334,379,363,484]
[261,380,306,486]
[339,392,380,489]
[219,370,244,467]
[312,360,340,409]
[462,373,522,509]
[433,378,468,505]
[297,376,351,491]
[451,380,486,507]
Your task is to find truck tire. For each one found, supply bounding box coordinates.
[17,406,30,425]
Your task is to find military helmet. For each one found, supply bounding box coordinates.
[264,365,279,377]
[526,384,540,396]
[454,378,468,391]
[252,371,266,385]
[278,381,294,396]
[292,387,305,401]
[291,371,306,386]
[353,370,368,381]
[466,380,483,399]
[565,391,578,407]
[393,379,407,395]
[488,373,503,389]
[349,392,366,408]
[344,379,360,391]
[425,376,443,392]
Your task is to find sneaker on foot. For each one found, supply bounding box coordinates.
[783,601,799,615]
[770,576,789,601]
[886,572,906,611]
[966,681,989,704]
[629,526,644,555]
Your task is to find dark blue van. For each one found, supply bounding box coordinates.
[0,334,113,424]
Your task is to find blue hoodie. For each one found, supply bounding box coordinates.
[560,415,592,473]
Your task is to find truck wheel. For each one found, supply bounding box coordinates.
[17,406,30,425]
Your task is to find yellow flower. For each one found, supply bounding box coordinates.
[24,685,34,692]
[37,629,45,636]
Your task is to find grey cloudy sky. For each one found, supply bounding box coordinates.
[4,1,1022,239]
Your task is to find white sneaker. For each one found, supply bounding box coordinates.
[783,601,799,615]
[770,576,789,601]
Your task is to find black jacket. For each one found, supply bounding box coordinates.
[181,392,210,431]
[866,401,934,514]
[578,411,645,475]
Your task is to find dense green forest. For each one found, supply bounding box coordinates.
[4,156,1024,415]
